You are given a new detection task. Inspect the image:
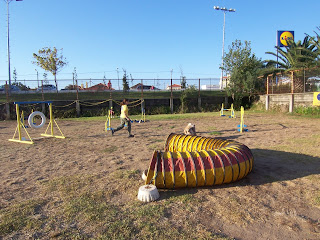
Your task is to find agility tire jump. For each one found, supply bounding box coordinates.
[28,111,46,129]
[9,101,65,144]
[145,133,253,188]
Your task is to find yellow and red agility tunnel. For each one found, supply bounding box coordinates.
[145,133,254,188]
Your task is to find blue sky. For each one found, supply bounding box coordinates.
[0,0,319,89]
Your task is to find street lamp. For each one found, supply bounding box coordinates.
[35,69,39,88]
[214,6,235,90]
[4,0,23,95]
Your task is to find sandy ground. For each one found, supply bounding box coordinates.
[0,112,320,239]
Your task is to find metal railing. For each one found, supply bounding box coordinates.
[265,67,320,94]
[0,78,221,95]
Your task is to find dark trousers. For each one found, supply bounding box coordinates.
[113,118,131,135]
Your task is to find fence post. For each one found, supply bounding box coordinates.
[41,103,46,115]
[5,102,10,120]
[170,98,173,114]
[76,100,80,117]
[109,99,113,109]
[266,95,270,110]
[141,98,145,113]
[289,94,294,113]
[291,71,294,94]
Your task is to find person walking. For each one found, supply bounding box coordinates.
[112,99,134,137]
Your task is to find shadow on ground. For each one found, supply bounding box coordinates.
[157,148,320,198]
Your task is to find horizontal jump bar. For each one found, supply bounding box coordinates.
[14,101,53,105]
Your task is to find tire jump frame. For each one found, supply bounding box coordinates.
[145,134,253,188]
[9,101,65,144]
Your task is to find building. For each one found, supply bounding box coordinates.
[221,76,229,89]
[84,82,114,91]
[201,85,220,90]
[166,84,182,90]
[130,83,159,90]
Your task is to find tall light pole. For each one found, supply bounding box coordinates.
[4,0,23,95]
[35,69,39,88]
[214,6,235,90]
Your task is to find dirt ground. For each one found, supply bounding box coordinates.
[0,112,320,239]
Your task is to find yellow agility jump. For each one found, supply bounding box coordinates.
[220,103,235,118]
[9,101,65,144]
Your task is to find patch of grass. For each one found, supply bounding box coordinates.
[151,138,164,143]
[43,175,97,197]
[155,126,163,130]
[294,106,320,118]
[134,204,167,220]
[147,143,163,150]
[67,112,220,122]
[97,217,136,240]
[270,134,320,157]
[209,131,222,135]
[113,169,140,179]
[207,126,223,136]
[1,172,235,239]
[103,145,118,153]
[0,199,46,235]
[165,193,195,204]
[63,191,117,222]
[315,193,320,206]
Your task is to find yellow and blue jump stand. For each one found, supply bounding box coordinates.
[9,101,65,144]
[220,103,235,118]
[140,108,146,122]
[132,108,146,123]
[41,102,65,139]
[237,106,248,133]
[105,109,112,131]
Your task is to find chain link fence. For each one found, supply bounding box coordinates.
[0,78,220,96]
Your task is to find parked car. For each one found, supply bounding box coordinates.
[0,85,20,93]
[36,84,57,92]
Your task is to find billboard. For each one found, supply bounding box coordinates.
[313,92,320,106]
[277,31,294,47]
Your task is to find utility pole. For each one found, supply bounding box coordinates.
[4,0,23,95]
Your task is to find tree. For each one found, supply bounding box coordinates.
[264,36,319,73]
[33,47,67,92]
[180,66,187,89]
[122,69,130,92]
[13,68,17,83]
[306,26,320,64]
[180,76,187,89]
[12,82,30,90]
[43,73,48,84]
[223,40,264,106]
[180,85,198,113]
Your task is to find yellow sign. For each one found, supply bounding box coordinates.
[313,92,320,106]
[280,31,294,46]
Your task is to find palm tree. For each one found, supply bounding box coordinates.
[306,26,320,63]
[263,36,319,74]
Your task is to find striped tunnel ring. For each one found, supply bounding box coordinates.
[145,133,254,189]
